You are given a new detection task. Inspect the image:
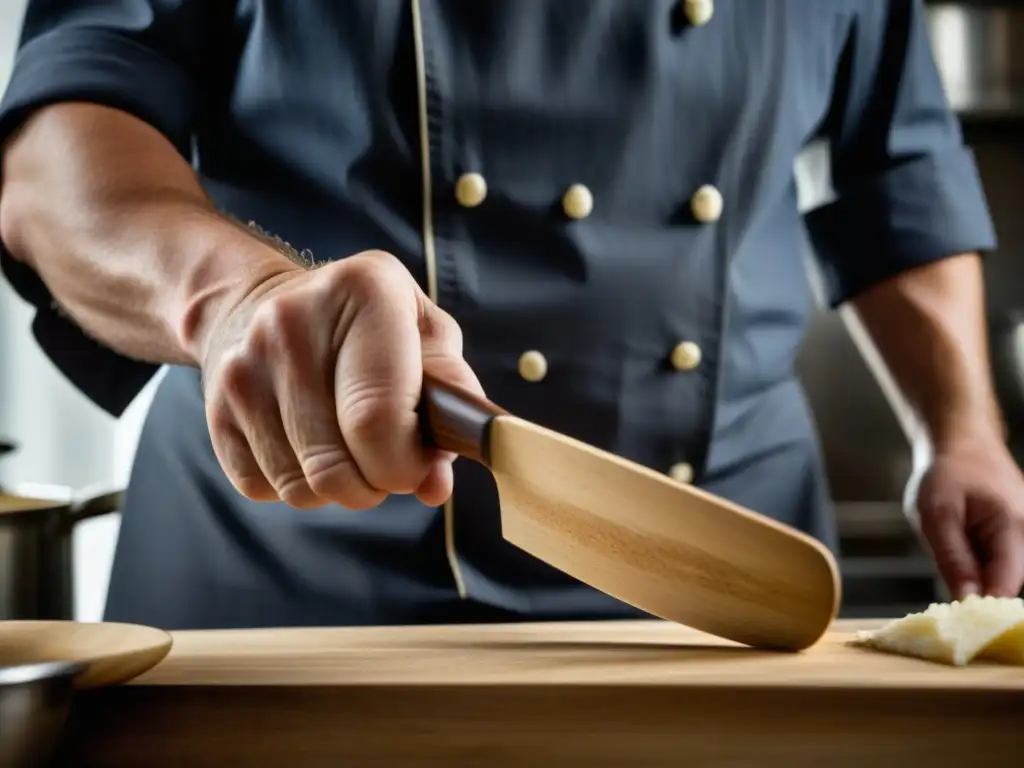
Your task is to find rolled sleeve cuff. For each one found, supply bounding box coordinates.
[0,26,197,154]
[2,254,160,416]
[804,147,997,308]
[0,27,194,416]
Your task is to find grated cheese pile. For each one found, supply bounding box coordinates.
[852,594,1024,666]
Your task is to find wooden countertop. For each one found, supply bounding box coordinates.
[64,619,1024,768]
[129,618,1021,690]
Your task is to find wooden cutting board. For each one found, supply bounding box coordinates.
[64,619,1024,767]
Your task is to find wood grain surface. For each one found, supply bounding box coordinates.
[61,619,1024,767]
[491,414,839,651]
[417,375,841,652]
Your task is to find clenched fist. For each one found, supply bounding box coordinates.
[197,250,483,510]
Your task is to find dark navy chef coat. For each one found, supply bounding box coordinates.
[0,0,997,629]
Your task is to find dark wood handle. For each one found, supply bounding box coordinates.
[419,373,506,467]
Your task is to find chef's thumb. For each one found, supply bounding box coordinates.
[418,301,486,400]
[920,494,982,600]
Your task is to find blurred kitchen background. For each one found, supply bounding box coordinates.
[2,0,1024,622]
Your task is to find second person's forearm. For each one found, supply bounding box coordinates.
[852,254,1003,450]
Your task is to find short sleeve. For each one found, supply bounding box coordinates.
[804,0,997,308]
[0,1,216,416]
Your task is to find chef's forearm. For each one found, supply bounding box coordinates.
[851,253,1004,451]
[0,102,302,366]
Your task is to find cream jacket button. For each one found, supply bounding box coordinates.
[671,341,703,371]
[518,350,548,383]
[684,0,714,26]
[562,183,594,220]
[455,172,487,208]
[690,184,723,223]
[669,462,695,485]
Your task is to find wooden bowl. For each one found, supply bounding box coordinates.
[0,620,173,689]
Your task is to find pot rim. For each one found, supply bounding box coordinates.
[0,483,123,521]
[0,483,76,518]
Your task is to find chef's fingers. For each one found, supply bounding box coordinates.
[207,413,278,502]
[418,299,485,398]
[980,514,1024,597]
[415,460,455,508]
[919,491,982,600]
[217,344,326,509]
[334,252,436,495]
[415,298,485,504]
[263,280,386,511]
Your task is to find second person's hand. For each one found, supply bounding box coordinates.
[916,437,1024,599]
[195,249,483,510]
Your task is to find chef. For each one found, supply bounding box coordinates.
[1,0,1021,630]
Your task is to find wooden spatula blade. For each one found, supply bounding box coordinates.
[488,416,841,651]
[419,374,841,651]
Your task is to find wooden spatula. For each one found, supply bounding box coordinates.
[420,374,841,651]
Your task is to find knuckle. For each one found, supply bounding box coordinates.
[435,310,464,350]
[253,295,286,329]
[343,388,399,440]
[274,472,321,509]
[218,351,259,406]
[297,445,390,510]
[335,487,387,513]
[419,306,466,361]
[252,297,303,347]
[304,473,337,501]
[302,450,353,498]
[354,248,402,270]
[338,390,425,494]
[233,474,276,502]
[338,252,402,298]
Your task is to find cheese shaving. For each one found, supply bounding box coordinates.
[852,594,1024,666]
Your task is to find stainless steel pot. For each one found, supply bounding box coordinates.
[0,486,123,621]
[0,661,84,767]
[989,310,1024,440]
[925,2,1024,117]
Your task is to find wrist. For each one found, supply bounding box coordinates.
[927,406,1006,455]
[167,208,305,366]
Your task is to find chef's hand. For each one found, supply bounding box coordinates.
[916,437,1024,599]
[198,249,483,510]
